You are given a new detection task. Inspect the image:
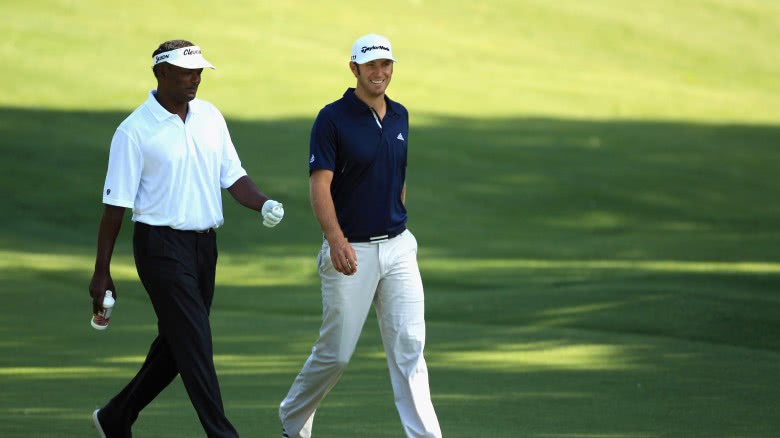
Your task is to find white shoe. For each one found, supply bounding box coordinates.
[93,409,106,438]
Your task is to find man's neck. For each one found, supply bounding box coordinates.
[354,87,386,114]
[154,90,189,122]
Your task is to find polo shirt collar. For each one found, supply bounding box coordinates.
[343,88,400,116]
[145,90,201,122]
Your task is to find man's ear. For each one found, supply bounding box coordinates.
[153,63,167,79]
[349,61,360,78]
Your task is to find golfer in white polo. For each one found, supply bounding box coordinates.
[89,39,284,437]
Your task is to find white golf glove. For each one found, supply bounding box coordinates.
[261,200,284,228]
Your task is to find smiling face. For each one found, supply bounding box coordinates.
[156,63,203,104]
[351,58,394,98]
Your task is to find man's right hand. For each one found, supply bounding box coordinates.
[89,272,116,315]
[310,170,356,275]
[90,204,125,313]
[328,236,358,276]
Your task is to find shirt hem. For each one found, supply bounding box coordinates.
[102,197,134,208]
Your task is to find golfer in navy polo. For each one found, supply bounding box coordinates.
[89,39,284,437]
[278,34,442,438]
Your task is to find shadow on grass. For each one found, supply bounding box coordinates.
[1,107,779,437]
[2,106,779,258]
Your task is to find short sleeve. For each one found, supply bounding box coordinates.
[219,115,248,188]
[309,108,337,174]
[102,127,142,208]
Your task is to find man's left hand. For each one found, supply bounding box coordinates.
[261,200,284,227]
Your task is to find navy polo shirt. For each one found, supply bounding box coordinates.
[309,88,409,240]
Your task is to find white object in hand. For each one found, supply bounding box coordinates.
[261,200,284,227]
[91,290,115,330]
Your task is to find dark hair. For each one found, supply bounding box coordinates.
[152,39,195,78]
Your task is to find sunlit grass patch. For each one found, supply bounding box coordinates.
[0,366,126,379]
[421,257,780,274]
[423,342,645,372]
[0,250,319,287]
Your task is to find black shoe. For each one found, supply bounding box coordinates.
[93,408,130,437]
[92,409,107,438]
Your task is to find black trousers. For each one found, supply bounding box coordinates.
[100,222,238,438]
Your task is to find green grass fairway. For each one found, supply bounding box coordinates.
[1,1,780,437]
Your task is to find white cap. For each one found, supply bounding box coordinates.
[152,46,216,69]
[350,34,396,64]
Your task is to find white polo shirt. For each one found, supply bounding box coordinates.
[102,90,247,230]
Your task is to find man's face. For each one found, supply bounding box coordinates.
[352,59,393,96]
[158,63,203,103]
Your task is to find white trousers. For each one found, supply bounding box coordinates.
[279,230,442,438]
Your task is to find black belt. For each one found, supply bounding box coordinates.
[136,222,215,234]
[347,226,405,243]
[165,225,214,234]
